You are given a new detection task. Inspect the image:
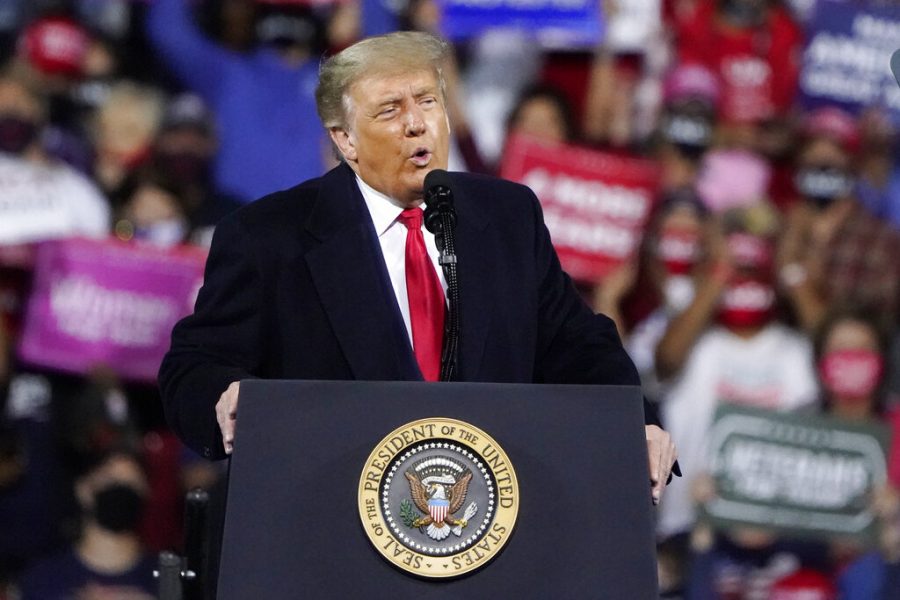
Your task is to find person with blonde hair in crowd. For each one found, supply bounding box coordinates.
[90,80,164,198]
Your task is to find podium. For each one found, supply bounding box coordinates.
[218,381,658,598]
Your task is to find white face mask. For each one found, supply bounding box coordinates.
[663,274,695,313]
[795,167,855,207]
[134,218,189,248]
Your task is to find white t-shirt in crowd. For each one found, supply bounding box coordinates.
[657,323,819,538]
[0,154,109,245]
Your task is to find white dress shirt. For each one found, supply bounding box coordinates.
[356,175,448,346]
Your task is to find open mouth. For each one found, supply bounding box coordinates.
[410,148,431,166]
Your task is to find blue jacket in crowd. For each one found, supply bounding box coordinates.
[146,0,326,203]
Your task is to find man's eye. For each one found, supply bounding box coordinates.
[420,97,437,106]
[378,107,397,118]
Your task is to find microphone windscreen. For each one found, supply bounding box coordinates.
[424,169,452,192]
[892,49,900,88]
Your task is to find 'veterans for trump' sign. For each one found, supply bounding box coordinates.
[17,238,206,382]
[704,404,891,544]
[500,134,659,283]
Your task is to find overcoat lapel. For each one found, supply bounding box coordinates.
[302,164,418,381]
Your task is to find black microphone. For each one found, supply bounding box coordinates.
[422,168,460,381]
[423,169,456,237]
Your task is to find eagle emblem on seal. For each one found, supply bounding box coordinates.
[401,457,479,541]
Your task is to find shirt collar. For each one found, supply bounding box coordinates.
[356,174,405,237]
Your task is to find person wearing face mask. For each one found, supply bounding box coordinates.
[655,202,818,540]
[0,71,109,246]
[593,190,709,406]
[681,308,900,599]
[0,67,57,161]
[113,173,192,249]
[669,0,802,127]
[656,63,721,195]
[150,94,242,248]
[18,449,156,600]
[810,309,900,599]
[777,107,900,334]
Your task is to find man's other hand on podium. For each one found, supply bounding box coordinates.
[216,381,240,455]
[646,425,677,506]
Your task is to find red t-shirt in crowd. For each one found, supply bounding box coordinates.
[670,1,803,123]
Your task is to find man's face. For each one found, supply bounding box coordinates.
[797,137,850,171]
[330,69,450,207]
[0,80,42,122]
[511,96,568,144]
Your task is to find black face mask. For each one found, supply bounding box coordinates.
[720,0,765,28]
[93,483,144,533]
[0,116,39,155]
[154,151,212,189]
[663,114,713,161]
[795,167,855,208]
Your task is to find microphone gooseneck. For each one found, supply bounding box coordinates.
[892,49,900,88]
[423,169,459,382]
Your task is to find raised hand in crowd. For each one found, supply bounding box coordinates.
[655,215,733,380]
[776,198,843,333]
[778,108,900,333]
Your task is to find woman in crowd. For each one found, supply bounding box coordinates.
[18,449,156,599]
[812,308,900,599]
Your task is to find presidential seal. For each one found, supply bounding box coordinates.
[358,417,518,578]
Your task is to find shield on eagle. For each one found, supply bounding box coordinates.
[428,496,449,524]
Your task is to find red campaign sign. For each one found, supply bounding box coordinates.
[16,238,207,383]
[499,135,660,283]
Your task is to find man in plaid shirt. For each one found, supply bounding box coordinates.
[778,107,900,332]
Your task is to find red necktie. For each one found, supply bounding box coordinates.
[398,208,445,381]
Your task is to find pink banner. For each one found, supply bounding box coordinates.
[17,238,207,382]
[500,135,660,283]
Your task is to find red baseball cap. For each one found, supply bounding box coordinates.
[18,17,89,78]
[770,569,836,600]
[663,63,722,110]
[802,107,861,153]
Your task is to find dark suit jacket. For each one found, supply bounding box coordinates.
[159,163,651,460]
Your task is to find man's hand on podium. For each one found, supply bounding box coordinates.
[216,381,241,455]
[646,425,677,506]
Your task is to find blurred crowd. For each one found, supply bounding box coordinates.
[0,0,897,598]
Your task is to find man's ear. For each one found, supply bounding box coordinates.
[329,127,357,163]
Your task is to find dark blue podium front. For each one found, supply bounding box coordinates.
[218,381,658,599]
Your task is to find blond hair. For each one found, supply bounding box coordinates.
[315,31,449,129]
[93,81,165,147]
